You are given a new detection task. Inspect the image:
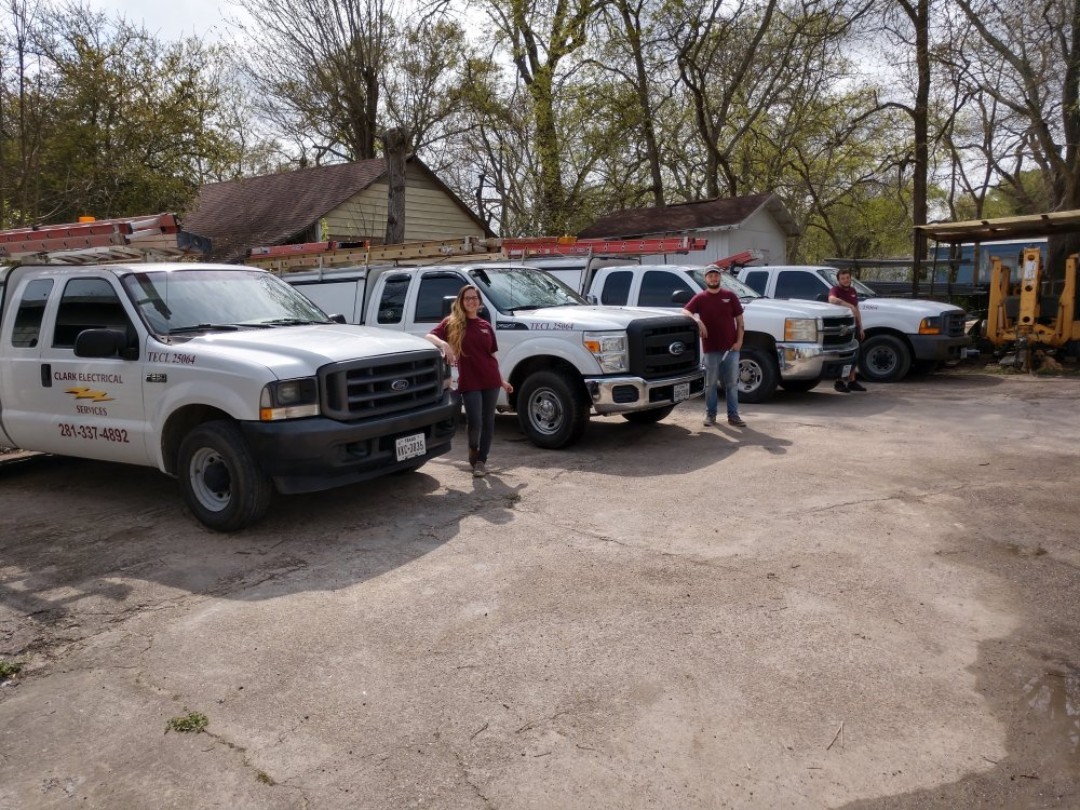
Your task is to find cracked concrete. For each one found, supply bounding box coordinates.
[1,370,1079,808]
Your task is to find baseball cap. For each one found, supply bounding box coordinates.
[704,266,720,275]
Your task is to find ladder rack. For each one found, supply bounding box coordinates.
[246,235,708,272]
[0,214,210,265]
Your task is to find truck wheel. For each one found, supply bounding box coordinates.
[622,405,676,424]
[736,347,779,403]
[517,370,590,449]
[779,379,819,393]
[859,334,911,382]
[178,421,273,532]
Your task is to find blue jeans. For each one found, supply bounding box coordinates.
[704,350,740,419]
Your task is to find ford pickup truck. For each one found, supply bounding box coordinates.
[0,263,456,531]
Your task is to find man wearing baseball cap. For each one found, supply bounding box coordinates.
[682,267,746,427]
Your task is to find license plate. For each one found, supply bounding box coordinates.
[674,382,690,402]
[395,433,426,462]
[841,364,852,377]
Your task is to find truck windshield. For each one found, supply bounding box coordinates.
[685,268,762,300]
[468,266,585,313]
[121,269,331,336]
[817,268,878,298]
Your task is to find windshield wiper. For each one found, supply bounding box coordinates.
[507,305,542,312]
[168,323,243,334]
[257,317,328,326]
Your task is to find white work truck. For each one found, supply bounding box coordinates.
[734,265,971,382]
[577,265,860,401]
[0,263,457,531]
[284,263,706,448]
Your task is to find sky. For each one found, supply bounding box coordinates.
[91,0,238,41]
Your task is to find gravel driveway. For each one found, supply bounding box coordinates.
[1,370,1078,809]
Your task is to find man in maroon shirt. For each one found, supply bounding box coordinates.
[682,267,746,427]
[828,269,867,392]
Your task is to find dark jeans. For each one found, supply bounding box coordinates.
[461,387,500,463]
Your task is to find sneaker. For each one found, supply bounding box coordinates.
[472,462,487,478]
[727,415,746,427]
[834,380,850,393]
[848,380,867,392]
[703,415,716,427]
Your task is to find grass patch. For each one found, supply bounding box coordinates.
[0,660,22,682]
[165,711,209,734]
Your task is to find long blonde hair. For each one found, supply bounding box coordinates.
[445,285,477,358]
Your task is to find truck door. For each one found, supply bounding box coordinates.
[11,275,149,464]
[637,269,696,309]
[0,275,54,448]
[405,271,472,337]
[774,270,829,302]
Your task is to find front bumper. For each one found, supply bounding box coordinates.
[240,396,458,494]
[909,334,972,361]
[777,339,860,381]
[585,370,706,415]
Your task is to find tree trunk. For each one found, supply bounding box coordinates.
[381,127,409,245]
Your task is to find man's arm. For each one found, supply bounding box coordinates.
[732,314,744,351]
[681,307,707,339]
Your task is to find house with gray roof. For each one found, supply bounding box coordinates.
[578,193,799,266]
[183,156,491,263]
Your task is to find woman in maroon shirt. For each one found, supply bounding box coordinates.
[426,285,513,477]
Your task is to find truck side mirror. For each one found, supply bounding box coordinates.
[441,295,456,317]
[74,328,128,359]
[816,292,828,303]
[328,313,346,323]
[672,289,692,305]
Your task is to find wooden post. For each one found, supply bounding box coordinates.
[381,127,409,245]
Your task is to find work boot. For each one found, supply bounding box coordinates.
[468,447,479,469]
[834,380,850,393]
[473,461,488,478]
[703,414,716,427]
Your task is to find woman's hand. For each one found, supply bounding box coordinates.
[501,380,514,394]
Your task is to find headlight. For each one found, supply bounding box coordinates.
[918,317,941,335]
[259,377,320,420]
[583,331,628,373]
[784,317,820,342]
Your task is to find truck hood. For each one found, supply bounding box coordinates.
[165,324,437,377]
[506,305,685,331]
[744,297,851,318]
[859,297,963,316]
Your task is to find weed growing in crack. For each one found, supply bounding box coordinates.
[256,771,275,785]
[0,660,21,682]
[165,711,209,733]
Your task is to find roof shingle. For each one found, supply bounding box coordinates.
[578,193,797,239]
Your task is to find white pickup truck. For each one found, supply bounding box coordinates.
[575,264,860,402]
[0,263,457,531]
[284,263,706,448]
[734,265,972,382]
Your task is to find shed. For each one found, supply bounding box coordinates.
[578,193,798,266]
[183,156,492,263]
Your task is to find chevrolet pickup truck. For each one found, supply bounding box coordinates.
[580,265,859,401]
[284,263,705,448]
[0,263,456,531]
[734,265,971,382]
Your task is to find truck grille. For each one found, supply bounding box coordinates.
[821,315,857,348]
[942,310,966,337]
[626,317,701,378]
[320,351,444,421]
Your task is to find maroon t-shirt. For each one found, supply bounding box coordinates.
[685,289,744,353]
[829,283,859,308]
[431,317,502,392]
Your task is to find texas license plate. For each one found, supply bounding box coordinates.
[674,382,690,402]
[841,364,852,377]
[395,433,426,462]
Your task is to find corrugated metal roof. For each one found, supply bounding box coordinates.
[578,193,799,239]
[916,210,1080,243]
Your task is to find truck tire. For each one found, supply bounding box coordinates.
[517,370,590,449]
[736,347,779,403]
[178,421,273,532]
[779,379,819,393]
[622,405,676,424]
[858,334,911,382]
